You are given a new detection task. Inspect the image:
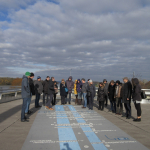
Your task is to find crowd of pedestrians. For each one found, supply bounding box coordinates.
[21,72,142,123]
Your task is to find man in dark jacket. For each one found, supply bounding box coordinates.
[103,79,109,107]
[25,72,35,114]
[108,80,116,113]
[65,76,74,104]
[21,72,31,122]
[122,77,132,119]
[34,76,43,108]
[46,77,57,110]
[42,76,50,106]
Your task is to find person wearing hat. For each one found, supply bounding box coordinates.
[122,77,132,119]
[108,80,116,113]
[42,76,50,106]
[114,80,123,115]
[21,72,31,122]
[34,76,43,108]
[25,72,35,114]
[87,80,95,110]
[103,79,109,107]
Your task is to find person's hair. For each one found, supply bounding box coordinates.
[51,77,54,80]
[110,80,114,83]
[46,76,50,78]
[30,72,34,77]
[99,82,104,87]
[123,77,128,81]
[61,79,65,84]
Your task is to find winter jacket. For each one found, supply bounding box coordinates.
[81,82,88,93]
[87,84,95,97]
[114,84,122,98]
[29,78,35,95]
[34,80,43,94]
[21,75,30,99]
[43,79,50,94]
[104,82,109,96]
[47,79,55,95]
[60,83,67,96]
[132,78,142,101]
[74,80,77,95]
[97,87,106,101]
[54,81,58,94]
[65,76,74,93]
[122,81,132,103]
[108,84,115,101]
[77,79,82,92]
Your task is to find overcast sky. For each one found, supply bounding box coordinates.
[0,0,150,82]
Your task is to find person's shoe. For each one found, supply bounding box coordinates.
[38,105,42,107]
[133,118,141,122]
[69,102,71,104]
[82,107,86,108]
[35,106,38,108]
[126,117,131,119]
[21,119,29,122]
[49,108,54,110]
[45,106,49,109]
[43,104,45,106]
[24,116,29,119]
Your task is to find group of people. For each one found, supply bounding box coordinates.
[97,77,142,122]
[21,72,142,123]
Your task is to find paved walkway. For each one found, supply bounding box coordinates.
[0,97,150,150]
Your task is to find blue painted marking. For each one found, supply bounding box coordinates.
[68,105,108,150]
[55,105,81,150]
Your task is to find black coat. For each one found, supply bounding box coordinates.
[60,83,67,96]
[132,78,142,101]
[87,84,95,97]
[108,84,115,101]
[122,81,132,103]
[43,79,50,94]
[29,78,35,95]
[97,87,106,101]
[48,79,55,95]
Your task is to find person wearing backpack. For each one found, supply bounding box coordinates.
[81,78,88,108]
[60,79,67,105]
[97,82,106,111]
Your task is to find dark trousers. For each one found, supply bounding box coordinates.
[43,93,48,105]
[89,96,94,110]
[105,95,108,106]
[99,101,104,110]
[52,94,56,105]
[61,96,65,104]
[116,98,123,114]
[134,102,141,116]
[87,95,89,105]
[110,101,116,113]
[35,94,40,107]
[46,94,53,108]
[124,103,131,117]
[66,93,71,103]
[21,98,28,120]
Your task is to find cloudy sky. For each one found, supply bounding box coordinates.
[0,0,150,82]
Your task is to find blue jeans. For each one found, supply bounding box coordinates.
[25,95,32,113]
[35,94,40,107]
[21,98,30,120]
[66,93,71,103]
[78,92,82,99]
[83,93,87,107]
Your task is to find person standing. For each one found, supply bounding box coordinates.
[25,72,35,114]
[60,79,67,105]
[34,76,43,108]
[46,77,56,110]
[87,79,90,105]
[132,78,142,122]
[42,76,50,106]
[108,80,116,113]
[74,80,78,104]
[103,79,109,107]
[97,82,106,111]
[53,81,58,105]
[81,78,88,108]
[76,79,82,105]
[122,77,132,119]
[65,76,74,104]
[114,80,123,115]
[87,80,95,110]
[21,72,31,122]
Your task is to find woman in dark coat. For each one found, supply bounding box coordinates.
[60,79,67,105]
[87,80,95,110]
[132,78,142,122]
[108,80,116,113]
[97,82,106,111]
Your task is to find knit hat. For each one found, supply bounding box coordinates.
[30,72,34,77]
[89,79,93,83]
[116,80,120,84]
[25,72,31,77]
[81,78,85,81]
[103,79,107,82]
[37,76,41,79]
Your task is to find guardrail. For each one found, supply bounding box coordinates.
[0,86,150,104]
